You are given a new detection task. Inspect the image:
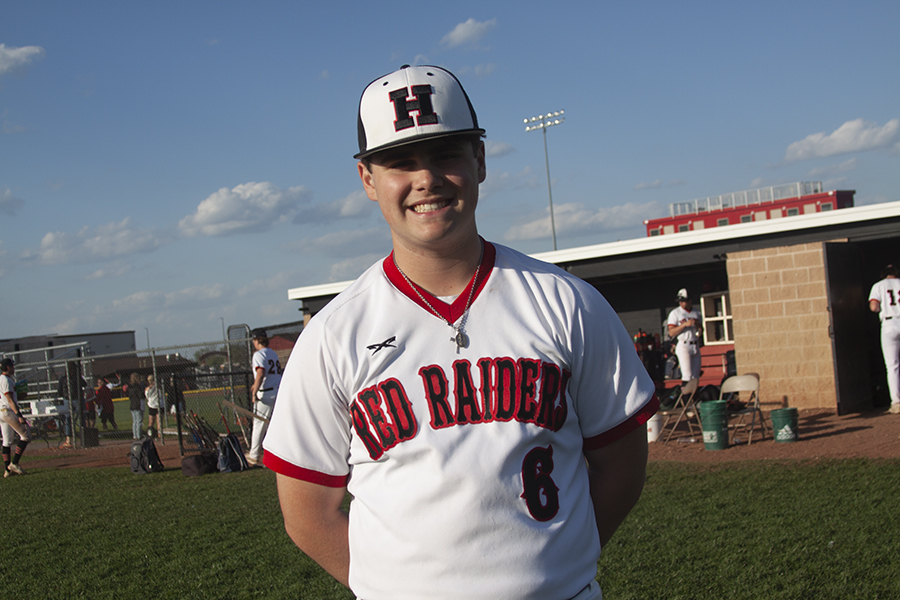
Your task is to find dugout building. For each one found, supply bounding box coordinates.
[287,199,900,415]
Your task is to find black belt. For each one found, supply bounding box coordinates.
[886,316,893,321]
[680,341,697,345]
[260,387,273,392]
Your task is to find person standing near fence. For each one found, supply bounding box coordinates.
[96,378,116,430]
[128,372,145,440]
[145,374,162,437]
[83,383,97,429]
[0,358,31,477]
[869,264,900,414]
[247,328,281,466]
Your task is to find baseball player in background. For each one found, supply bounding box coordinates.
[263,65,658,600]
[248,328,281,466]
[0,358,31,477]
[869,264,900,414]
[667,288,703,382]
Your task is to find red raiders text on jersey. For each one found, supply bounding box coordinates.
[349,356,570,460]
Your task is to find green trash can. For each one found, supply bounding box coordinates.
[699,400,729,450]
[771,407,799,442]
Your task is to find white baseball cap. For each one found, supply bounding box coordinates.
[676,288,690,300]
[354,65,485,159]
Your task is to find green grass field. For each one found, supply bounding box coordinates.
[5,459,898,599]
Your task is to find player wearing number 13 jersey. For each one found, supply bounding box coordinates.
[869,265,900,413]
[263,65,658,600]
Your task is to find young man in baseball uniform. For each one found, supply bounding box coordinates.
[248,328,281,465]
[869,264,900,414]
[667,288,703,383]
[264,65,658,600]
[0,358,31,477]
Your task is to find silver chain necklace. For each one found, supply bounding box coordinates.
[393,244,484,351]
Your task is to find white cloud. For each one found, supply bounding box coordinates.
[807,158,859,179]
[111,284,226,312]
[86,261,132,280]
[0,186,25,215]
[282,227,391,259]
[441,18,497,48]
[634,180,685,191]
[2,109,26,134]
[479,167,540,201]
[0,44,45,78]
[179,182,310,237]
[473,64,496,77]
[329,253,386,282]
[485,140,514,158]
[504,201,661,242]
[25,218,168,265]
[298,189,374,224]
[785,118,900,162]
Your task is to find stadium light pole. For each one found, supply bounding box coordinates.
[524,110,565,251]
[144,327,150,351]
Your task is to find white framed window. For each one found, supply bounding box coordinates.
[717,218,729,226]
[700,291,733,345]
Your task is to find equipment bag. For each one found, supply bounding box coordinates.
[130,436,165,474]
[216,433,249,473]
[182,452,218,477]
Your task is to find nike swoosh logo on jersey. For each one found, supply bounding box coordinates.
[367,336,397,354]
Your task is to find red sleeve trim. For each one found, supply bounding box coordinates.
[262,451,349,488]
[582,394,660,451]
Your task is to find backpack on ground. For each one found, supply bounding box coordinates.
[217,433,249,473]
[182,452,218,477]
[130,436,164,474]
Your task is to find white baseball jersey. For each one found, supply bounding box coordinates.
[264,241,657,600]
[869,278,900,324]
[870,277,900,405]
[667,305,702,345]
[252,346,282,403]
[0,373,16,412]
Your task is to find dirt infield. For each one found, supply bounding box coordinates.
[18,407,900,473]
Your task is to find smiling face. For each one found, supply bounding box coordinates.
[359,135,486,259]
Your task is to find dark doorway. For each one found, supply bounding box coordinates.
[824,242,873,414]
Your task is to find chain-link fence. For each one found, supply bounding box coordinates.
[2,335,261,456]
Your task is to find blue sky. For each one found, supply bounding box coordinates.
[2,1,898,348]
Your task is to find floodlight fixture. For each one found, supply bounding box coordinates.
[524,110,565,250]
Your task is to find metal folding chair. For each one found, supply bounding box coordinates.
[660,379,700,443]
[720,374,769,444]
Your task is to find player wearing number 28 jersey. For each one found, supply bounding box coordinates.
[248,329,281,464]
[263,65,658,600]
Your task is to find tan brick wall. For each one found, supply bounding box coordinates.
[726,242,835,409]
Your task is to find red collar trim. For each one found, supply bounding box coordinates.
[383,240,496,323]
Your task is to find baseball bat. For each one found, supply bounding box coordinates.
[216,402,232,435]
[223,399,270,424]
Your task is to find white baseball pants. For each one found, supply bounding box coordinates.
[249,400,273,461]
[881,319,900,406]
[1,409,31,446]
[675,342,702,381]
